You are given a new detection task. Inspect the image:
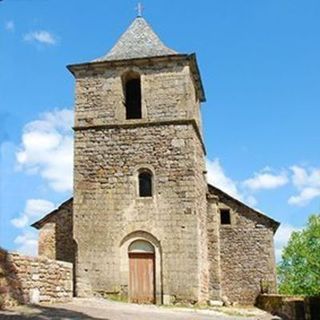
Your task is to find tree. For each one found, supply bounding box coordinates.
[277,214,320,296]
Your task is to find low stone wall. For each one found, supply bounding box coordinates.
[256,294,320,320]
[0,248,73,309]
[305,296,320,320]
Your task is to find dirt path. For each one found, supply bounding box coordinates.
[0,298,280,320]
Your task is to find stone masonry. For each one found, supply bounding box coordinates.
[32,199,74,264]
[67,33,209,302]
[32,16,279,305]
[208,185,278,304]
[0,248,73,308]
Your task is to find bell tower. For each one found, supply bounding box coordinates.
[68,16,209,303]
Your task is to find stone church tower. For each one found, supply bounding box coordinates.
[68,17,209,303]
[33,16,279,305]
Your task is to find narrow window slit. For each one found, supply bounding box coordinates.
[139,171,152,197]
[220,209,231,225]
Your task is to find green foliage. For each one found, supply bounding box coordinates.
[277,214,320,296]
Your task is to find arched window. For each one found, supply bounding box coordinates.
[139,170,152,197]
[123,72,142,119]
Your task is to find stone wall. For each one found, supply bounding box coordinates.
[37,199,75,264]
[73,59,202,131]
[74,123,207,302]
[0,248,73,308]
[256,294,305,320]
[257,294,320,320]
[207,194,221,300]
[72,57,208,303]
[208,186,278,305]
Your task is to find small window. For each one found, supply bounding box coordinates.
[139,171,152,197]
[123,73,142,119]
[220,209,231,225]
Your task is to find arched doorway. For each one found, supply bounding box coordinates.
[128,240,155,304]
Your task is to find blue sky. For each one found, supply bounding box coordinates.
[0,0,319,260]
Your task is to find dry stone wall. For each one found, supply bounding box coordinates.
[257,294,320,320]
[0,248,73,308]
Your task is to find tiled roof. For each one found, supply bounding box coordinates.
[94,17,177,62]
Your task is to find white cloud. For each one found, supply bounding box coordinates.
[24,30,57,45]
[206,158,241,199]
[14,230,38,256]
[206,158,257,207]
[274,224,301,261]
[11,199,55,256]
[11,199,55,229]
[10,109,72,256]
[5,21,15,32]
[288,187,320,206]
[288,166,320,206]
[243,169,288,191]
[11,215,29,229]
[16,109,74,192]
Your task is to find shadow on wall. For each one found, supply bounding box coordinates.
[0,305,106,319]
[0,248,25,309]
[256,294,320,320]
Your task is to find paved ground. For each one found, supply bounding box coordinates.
[0,298,280,320]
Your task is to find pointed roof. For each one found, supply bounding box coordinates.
[94,17,177,62]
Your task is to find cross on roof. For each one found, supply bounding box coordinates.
[136,2,144,17]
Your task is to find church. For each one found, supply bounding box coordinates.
[32,16,279,305]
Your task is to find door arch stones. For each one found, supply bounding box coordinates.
[119,231,162,304]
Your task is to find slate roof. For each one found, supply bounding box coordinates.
[94,17,177,62]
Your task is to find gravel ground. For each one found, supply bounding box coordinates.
[0,298,281,320]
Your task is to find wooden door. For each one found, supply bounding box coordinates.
[129,252,155,304]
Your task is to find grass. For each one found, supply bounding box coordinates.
[99,292,128,303]
[101,295,261,317]
[161,303,258,317]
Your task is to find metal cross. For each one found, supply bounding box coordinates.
[136,2,144,17]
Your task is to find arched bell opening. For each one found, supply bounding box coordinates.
[122,71,142,120]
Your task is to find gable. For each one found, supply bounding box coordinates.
[31,198,73,229]
[207,184,280,233]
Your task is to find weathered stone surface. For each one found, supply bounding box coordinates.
[256,294,306,320]
[208,186,278,305]
[0,248,73,309]
[32,17,279,306]
[71,54,208,304]
[34,199,75,264]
